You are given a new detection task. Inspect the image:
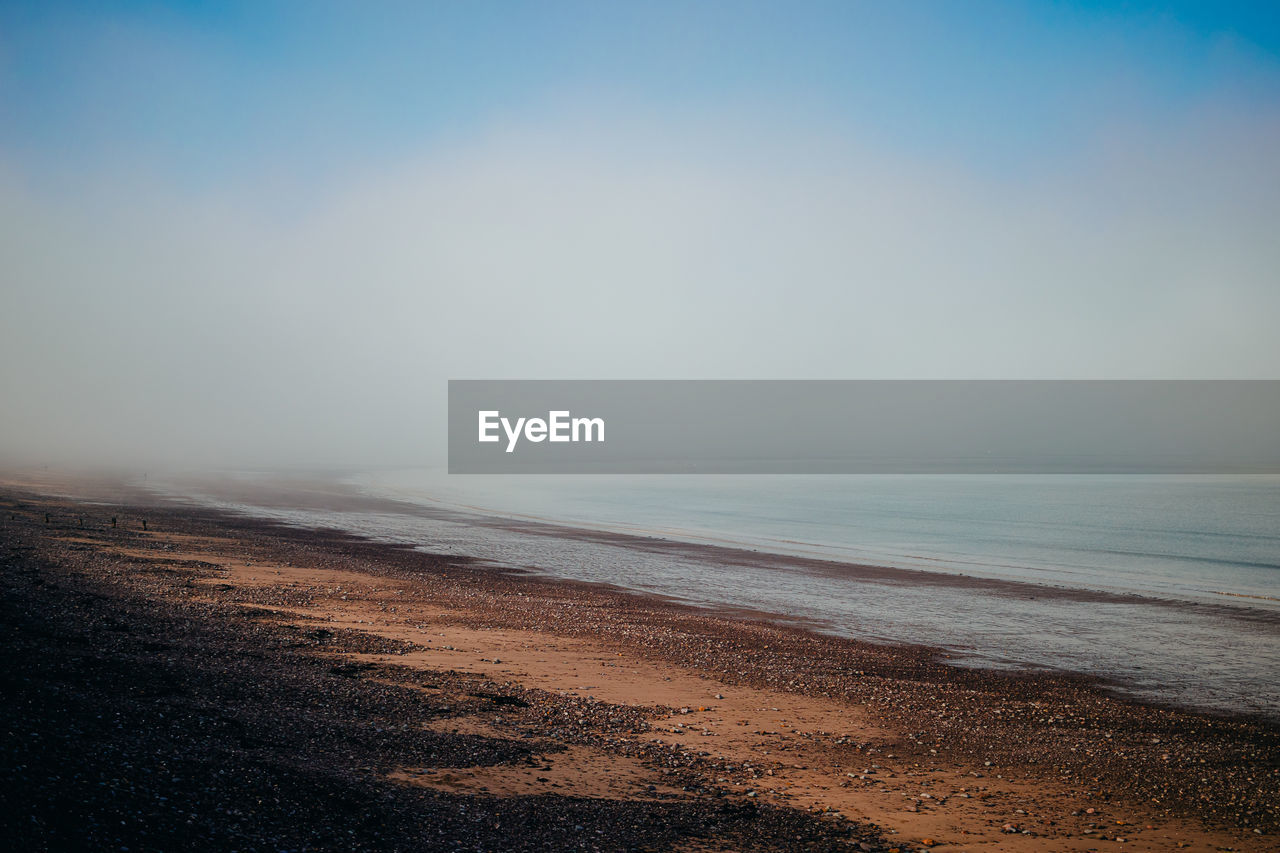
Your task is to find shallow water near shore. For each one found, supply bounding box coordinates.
[156,471,1280,719]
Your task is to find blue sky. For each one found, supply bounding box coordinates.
[2,3,1279,465]
[2,1,1278,187]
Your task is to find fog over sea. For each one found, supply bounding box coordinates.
[160,471,1280,718]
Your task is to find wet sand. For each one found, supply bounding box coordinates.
[1,476,1277,851]
[154,471,1273,609]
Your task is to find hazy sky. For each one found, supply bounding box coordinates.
[2,2,1279,468]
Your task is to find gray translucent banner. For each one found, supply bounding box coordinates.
[447,380,1280,474]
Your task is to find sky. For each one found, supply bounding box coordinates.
[2,1,1278,469]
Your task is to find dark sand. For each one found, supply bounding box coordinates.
[1,476,1276,851]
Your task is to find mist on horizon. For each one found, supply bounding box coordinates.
[3,2,1279,471]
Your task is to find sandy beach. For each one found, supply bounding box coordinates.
[1,477,1276,851]
[8,3,1279,849]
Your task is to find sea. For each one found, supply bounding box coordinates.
[154,469,1280,719]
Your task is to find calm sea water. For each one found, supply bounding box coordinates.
[160,471,1280,717]
[364,472,1280,607]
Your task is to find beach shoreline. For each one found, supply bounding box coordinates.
[1,476,1277,850]
[142,470,1280,720]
